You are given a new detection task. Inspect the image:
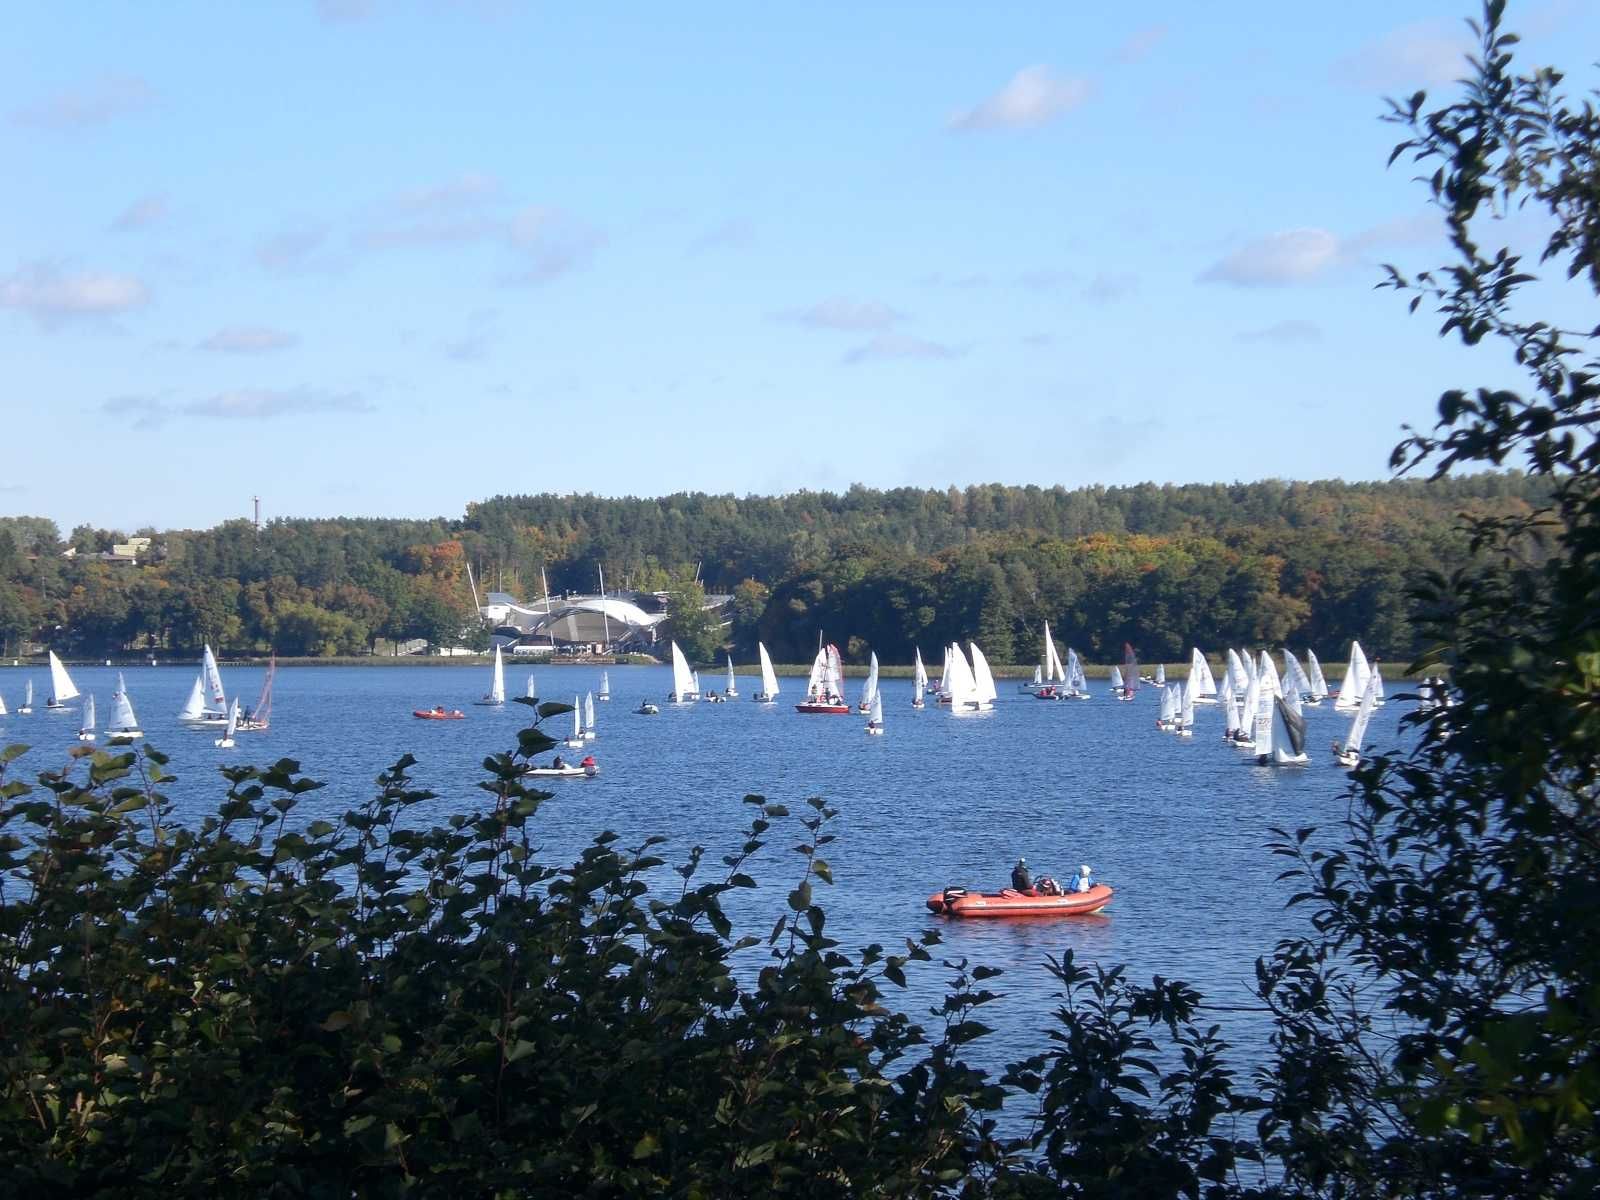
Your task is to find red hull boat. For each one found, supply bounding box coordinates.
[413,707,465,720]
[926,883,1113,918]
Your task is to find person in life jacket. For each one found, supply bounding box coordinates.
[1075,864,1095,893]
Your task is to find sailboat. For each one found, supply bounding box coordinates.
[583,692,597,740]
[1250,678,1274,758]
[1190,649,1218,704]
[200,644,229,721]
[1334,676,1379,768]
[1108,665,1124,697]
[475,645,506,706]
[724,656,739,699]
[911,647,927,709]
[1371,664,1387,706]
[968,643,998,710]
[177,673,208,723]
[1032,623,1068,698]
[1022,662,1044,694]
[18,680,32,714]
[46,651,79,711]
[795,643,849,714]
[1282,650,1315,703]
[1335,641,1372,711]
[865,690,885,735]
[1177,674,1196,737]
[77,695,96,741]
[753,642,780,703]
[1119,644,1139,700]
[215,699,239,748]
[0,689,6,718]
[107,673,143,743]
[565,696,585,748]
[1267,689,1310,765]
[1064,648,1090,699]
[1156,684,1178,730]
[1232,674,1261,749]
[238,655,275,731]
[668,641,697,704]
[857,652,879,713]
[525,673,538,700]
[598,671,610,702]
[1304,650,1329,705]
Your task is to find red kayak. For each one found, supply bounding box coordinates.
[926,883,1113,918]
[413,707,465,720]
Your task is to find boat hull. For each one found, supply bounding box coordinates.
[794,702,850,714]
[413,709,465,720]
[926,883,1113,918]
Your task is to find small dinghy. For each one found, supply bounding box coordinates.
[522,755,598,779]
[413,707,466,720]
[635,701,660,715]
[926,882,1113,918]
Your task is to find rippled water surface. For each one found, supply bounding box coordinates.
[0,661,1413,1074]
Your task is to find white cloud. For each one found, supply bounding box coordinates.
[782,298,902,332]
[111,194,168,232]
[0,264,149,325]
[1199,228,1342,286]
[948,66,1094,132]
[1237,320,1323,344]
[503,206,605,283]
[11,75,154,129]
[1331,21,1473,92]
[199,326,299,353]
[1113,25,1168,64]
[183,387,371,419]
[842,334,959,365]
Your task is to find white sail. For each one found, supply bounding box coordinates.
[1306,650,1329,700]
[1273,690,1310,764]
[1282,650,1313,698]
[0,689,6,716]
[1346,675,1378,757]
[805,645,828,699]
[178,674,207,721]
[824,645,844,700]
[1154,663,1167,687]
[1239,674,1262,745]
[1179,674,1196,731]
[1251,677,1274,756]
[1029,664,1043,687]
[1066,648,1088,694]
[912,647,927,697]
[21,680,32,712]
[216,698,239,747]
[758,642,780,700]
[866,690,884,733]
[1337,641,1372,711]
[77,694,96,740]
[1046,623,1066,682]
[1225,649,1248,696]
[725,655,738,698]
[479,645,506,705]
[584,691,596,739]
[691,670,701,697]
[1108,665,1123,692]
[598,671,610,701]
[859,652,879,711]
[1371,664,1386,705]
[1158,684,1176,724]
[1190,648,1218,700]
[48,651,80,703]
[669,641,696,703]
[1257,650,1282,699]
[968,642,998,708]
[201,644,226,711]
[525,672,538,699]
[109,673,140,736]
[942,643,979,709]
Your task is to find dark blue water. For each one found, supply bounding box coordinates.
[0,662,1410,1072]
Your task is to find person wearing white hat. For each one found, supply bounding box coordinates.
[1074,864,1095,893]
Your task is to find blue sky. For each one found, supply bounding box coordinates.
[3,1,1593,533]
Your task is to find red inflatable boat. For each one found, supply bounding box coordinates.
[413,707,466,720]
[926,883,1113,918]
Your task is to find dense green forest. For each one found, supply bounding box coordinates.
[0,474,1545,661]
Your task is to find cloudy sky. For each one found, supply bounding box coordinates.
[3,1,1593,532]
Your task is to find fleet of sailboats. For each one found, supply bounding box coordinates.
[1,637,1402,774]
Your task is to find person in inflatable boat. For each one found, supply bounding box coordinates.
[1074,864,1095,893]
[1010,857,1032,892]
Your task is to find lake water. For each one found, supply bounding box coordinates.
[0,661,1411,1077]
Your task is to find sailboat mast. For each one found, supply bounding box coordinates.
[598,565,611,647]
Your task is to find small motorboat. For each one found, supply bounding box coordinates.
[522,755,599,779]
[635,702,659,715]
[413,706,466,720]
[926,883,1113,918]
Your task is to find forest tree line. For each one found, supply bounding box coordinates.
[0,473,1546,662]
